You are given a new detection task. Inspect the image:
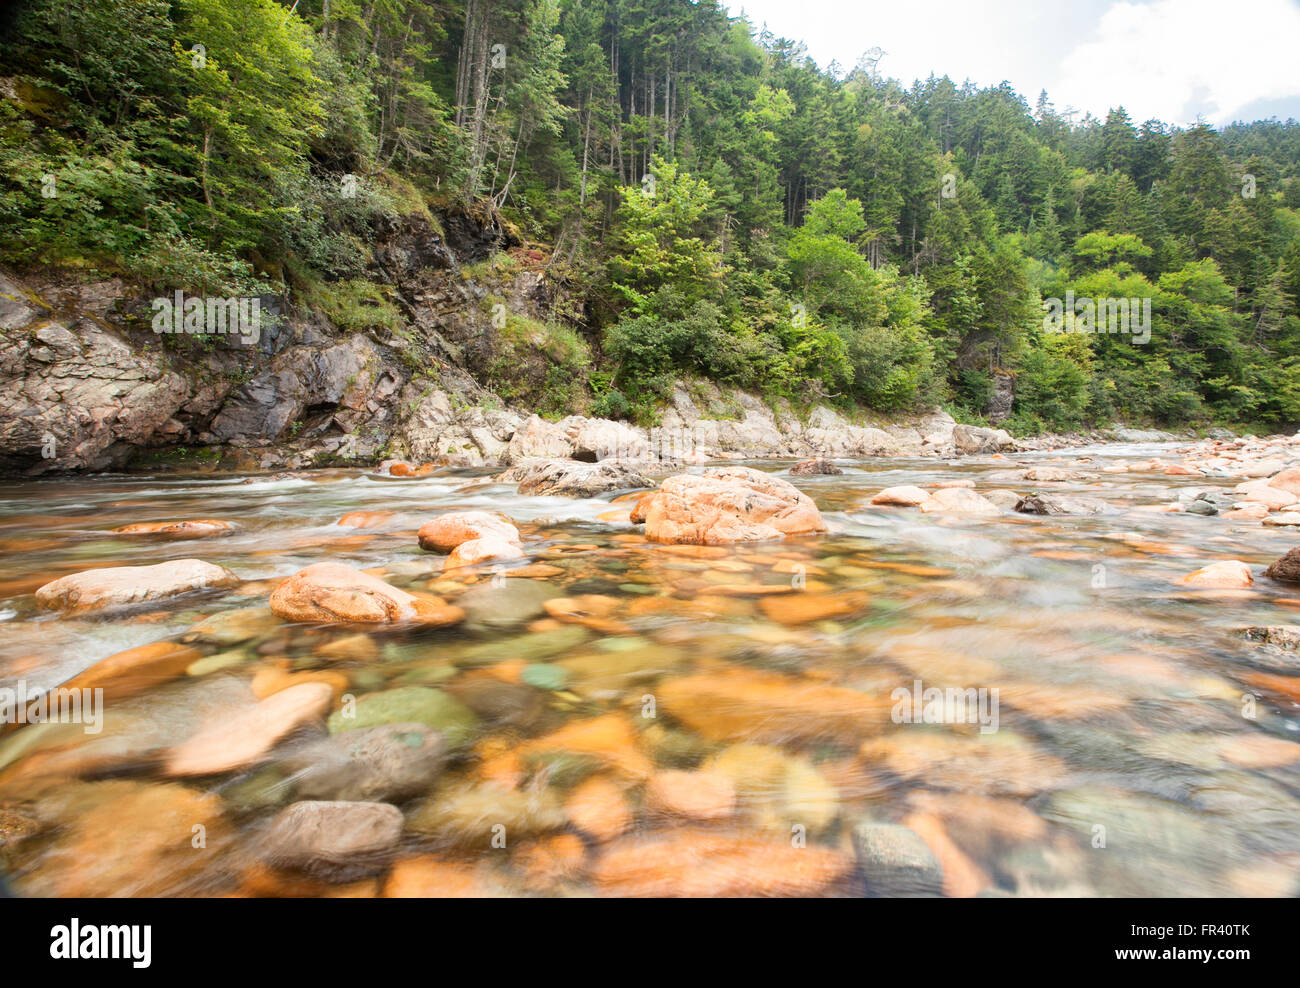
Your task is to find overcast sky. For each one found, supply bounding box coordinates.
[728,0,1300,127]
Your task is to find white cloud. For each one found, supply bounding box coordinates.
[1056,0,1300,125]
[728,0,1300,126]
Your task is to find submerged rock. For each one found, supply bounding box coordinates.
[280,723,446,802]
[111,519,236,538]
[262,800,403,867]
[1176,560,1253,589]
[166,682,333,777]
[592,828,853,896]
[35,559,239,614]
[327,686,478,748]
[853,821,944,897]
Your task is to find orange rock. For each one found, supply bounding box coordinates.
[1218,734,1300,768]
[542,595,630,633]
[335,511,395,528]
[417,511,520,552]
[918,488,1000,515]
[597,509,633,523]
[517,713,653,779]
[165,682,333,777]
[639,467,826,545]
[657,668,892,743]
[591,829,853,896]
[269,562,465,625]
[1223,503,1269,520]
[900,811,991,898]
[443,536,525,569]
[644,770,736,821]
[503,563,565,579]
[1176,560,1254,589]
[486,658,528,684]
[565,776,633,842]
[758,592,867,625]
[1242,671,1300,704]
[388,462,435,478]
[59,640,200,700]
[383,857,509,897]
[250,666,349,704]
[35,559,239,614]
[517,833,587,890]
[112,519,235,538]
[905,791,1048,854]
[870,486,934,507]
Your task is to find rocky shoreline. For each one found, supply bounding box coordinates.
[0,262,1207,479]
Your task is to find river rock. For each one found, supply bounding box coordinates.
[1264,548,1300,583]
[269,562,464,625]
[327,686,477,748]
[657,667,892,743]
[918,487,1000,515]
[166,681,333,777]
[443,536,526,569]
[280,723,446,802]
[1176,560,1253,589]
[417,510,521,552]
[261,800,403,867]
[495,458,651,497]
[23,781,230,897]
[112,519,235,538]
[455,578,560,631]
[790,458,842,476]
[644,769,736,821]
[593,828,854,896]
[183,606,281,644]
[870,485,933,507]
[407,781,565,844]
[952,424,1013,455]
[1015,493,1114,515]
[853,821,944,896]
[59,640,201,701]
[638,467,826,544]
[35,559,239,614]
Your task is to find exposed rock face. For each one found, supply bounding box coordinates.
[269,562,464,625]
[637,467,826,544]
[0,267,1004,477]
[35,559,239,614]
[952,423,1014,455]
[495,458,652,497]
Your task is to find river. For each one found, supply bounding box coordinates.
[1,442,1298,896]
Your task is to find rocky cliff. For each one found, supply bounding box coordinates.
[0,210,1011,476]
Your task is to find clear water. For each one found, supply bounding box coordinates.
[1,444,1297,896]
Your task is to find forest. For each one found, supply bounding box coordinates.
[3,0,1300,433]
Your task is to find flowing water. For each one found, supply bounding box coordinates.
[1,444,1299,896]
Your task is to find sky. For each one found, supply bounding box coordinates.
[728,0,1300,127]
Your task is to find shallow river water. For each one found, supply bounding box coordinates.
[1,442,1299,897]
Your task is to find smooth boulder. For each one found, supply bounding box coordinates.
[269,562,464,625]
[35,559,239,614]
[637,467,826,545]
